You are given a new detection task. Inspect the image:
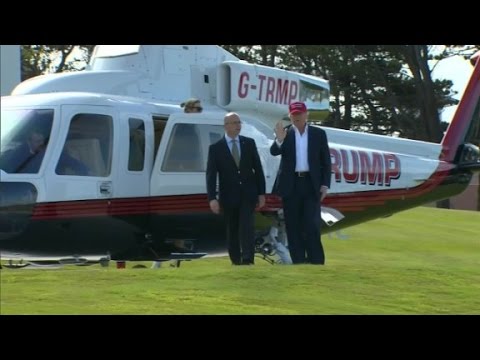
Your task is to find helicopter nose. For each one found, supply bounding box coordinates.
[0,182,37,241]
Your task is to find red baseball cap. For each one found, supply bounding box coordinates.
[289,101,307,114]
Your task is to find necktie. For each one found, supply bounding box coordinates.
[231,139,240,167]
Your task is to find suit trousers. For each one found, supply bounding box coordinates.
[282,176,325,264]
[223,198,256,265]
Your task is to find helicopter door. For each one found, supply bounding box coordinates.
[151,113,224,196]
[44,105,118,202]
[114,115,153,197]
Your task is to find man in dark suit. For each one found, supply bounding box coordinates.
[270,102,332,264]
[206,112,266,265]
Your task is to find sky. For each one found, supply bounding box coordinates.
[431,55,473,123]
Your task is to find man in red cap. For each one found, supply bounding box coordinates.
[270,101,331,264]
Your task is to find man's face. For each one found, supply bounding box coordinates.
[28,133,45,153]
[289,111,308,129]
[224,115,242,138]
[185,102,202,113]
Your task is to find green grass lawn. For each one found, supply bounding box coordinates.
[1,207,479,314]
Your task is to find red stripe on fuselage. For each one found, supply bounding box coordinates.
[31,159,455,220]
[32,194,210,220]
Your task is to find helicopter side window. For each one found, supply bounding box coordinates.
[162,123,203,172]
[209,131,222,144]
[128,118,145,171]
[56,113,113,177]
[152,116,168,162]
[186,124,224,173]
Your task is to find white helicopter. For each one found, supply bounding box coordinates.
[0,45,479,267]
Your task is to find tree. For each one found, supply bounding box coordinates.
[395,46,444,142]
[432,45,480,62]
[21,45,95,81]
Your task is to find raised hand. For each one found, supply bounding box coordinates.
[274,121,287,142]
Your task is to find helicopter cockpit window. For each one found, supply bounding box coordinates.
[0,109,54,174]
[56,114,113,177]
[162,124,203,172]
[299,80,330,122]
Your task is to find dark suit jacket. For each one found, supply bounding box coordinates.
[270,125,331,199]
[206,135,266,206]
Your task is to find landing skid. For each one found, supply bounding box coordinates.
[150,252,208,268]
[2,260,63,269]
[0,256,111,269]
[2,259,31,269]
